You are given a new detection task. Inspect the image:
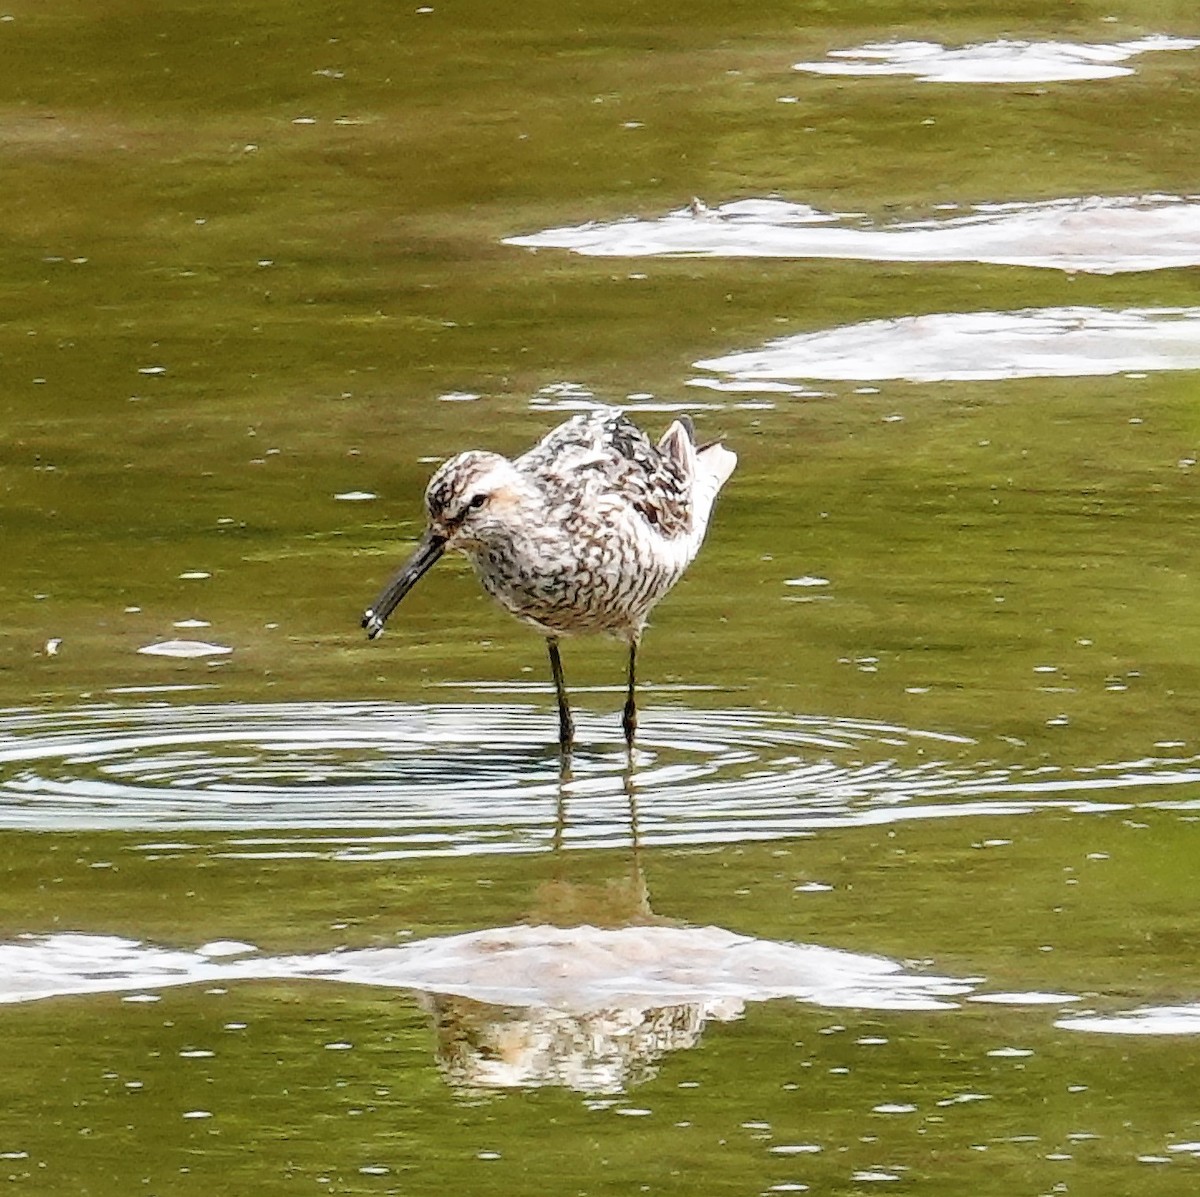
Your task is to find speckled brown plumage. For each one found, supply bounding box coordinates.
[362,406,736,753]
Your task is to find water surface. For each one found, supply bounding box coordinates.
[3,0,1200,1192]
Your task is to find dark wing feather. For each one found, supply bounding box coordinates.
[519,408,692,537]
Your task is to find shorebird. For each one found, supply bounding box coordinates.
[362,406,736,753]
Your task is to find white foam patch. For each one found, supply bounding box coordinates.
[792,36,1200,84]
[969,991,1080,1006]
[136,640,233,658]
[0,926,976,1090]
[1057,1004,1200,1036]
[693,307,1200,384]
[19,925,1200,1088]
[326,926,977,1013]
[505,195,1200,275]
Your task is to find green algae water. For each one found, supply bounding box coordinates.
[3,0,1200,1192]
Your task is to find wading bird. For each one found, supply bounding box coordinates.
[362,406,736,754]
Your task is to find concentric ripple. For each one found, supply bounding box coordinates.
[1,701,1198,859]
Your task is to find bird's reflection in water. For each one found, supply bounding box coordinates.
[417,989,741,1094]
[0,736,974,1097]
[419,752,738,1094]
[536,750,658,928]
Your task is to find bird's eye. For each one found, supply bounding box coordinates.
[467,493,488,510]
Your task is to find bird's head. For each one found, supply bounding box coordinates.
[361,450,532,639]
[423,450,528,549]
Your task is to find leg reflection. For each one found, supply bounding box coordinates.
[533,745,651,927]
[552,750,572,856]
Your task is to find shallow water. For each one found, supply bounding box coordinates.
[5,0,1200,1192]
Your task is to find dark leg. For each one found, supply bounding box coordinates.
[547,637,574,755]
[622,636,639,751]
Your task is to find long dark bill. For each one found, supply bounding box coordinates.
[361,529,447,639]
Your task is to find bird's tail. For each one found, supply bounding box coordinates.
[696,438,737,489]
[659,418,737,535]
[692,440,736,530]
